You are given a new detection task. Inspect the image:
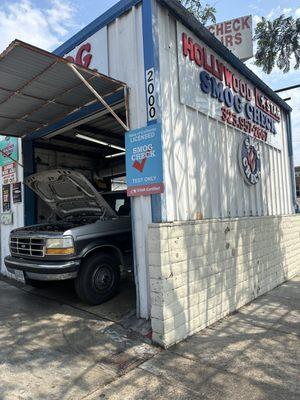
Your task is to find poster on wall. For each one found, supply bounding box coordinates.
[125,123,164,196]
[176,21,282,150]
[2,162,17,185]
[12,182,22,203]
[2,184,11,212]
[0,136,18,166]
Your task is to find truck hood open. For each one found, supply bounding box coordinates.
[25,170,117,220]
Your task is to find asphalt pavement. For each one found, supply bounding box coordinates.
[0,275,299,399]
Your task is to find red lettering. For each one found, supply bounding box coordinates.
[235,32,242,45]
[65,43,92,68]
[246,87,252,101]
[216,23,223,35]
[224,67,233,88]
[240,81,246,97]
[210,54,221,79]
[182,33,194,60]
[232,75,239,93]
[224,21,231,34]
[225,35,233,47]
[65,56,75,63]
[75,43,92,68]
[194,43,203,66]
[242,16,250,29]
[233,19,240,31]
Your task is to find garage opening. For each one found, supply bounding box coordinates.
[31,100,136,321]
[0,40,144,329]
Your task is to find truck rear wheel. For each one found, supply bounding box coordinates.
[74,253,120,305]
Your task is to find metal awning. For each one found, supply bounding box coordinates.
[0,40,129,138]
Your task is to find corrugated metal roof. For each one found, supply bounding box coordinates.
[0,40,127,138]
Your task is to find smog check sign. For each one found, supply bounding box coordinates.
[125,123,164,197]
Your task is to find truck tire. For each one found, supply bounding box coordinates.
[74,252,120,305]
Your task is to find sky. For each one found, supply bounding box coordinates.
[0,0,299,164]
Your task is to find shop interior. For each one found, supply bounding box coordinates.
[29,98,137,323]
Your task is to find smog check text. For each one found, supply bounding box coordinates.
[130,131,156,162]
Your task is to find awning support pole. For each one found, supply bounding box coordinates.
[68,63,130,132]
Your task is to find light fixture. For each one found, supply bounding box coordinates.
[105,152,126,159]
[76,133,125,151]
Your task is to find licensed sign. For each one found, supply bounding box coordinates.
[2,162,17,185]
[0,136,18,166]
[125,123,164,196]
[208,15,253,62]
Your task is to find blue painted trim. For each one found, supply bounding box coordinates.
[22,140,36,226]
[142,0,163,223]
[158,0,292,114]
[24,91,124,141]
[54,0,142,56]
[286,111,297,210]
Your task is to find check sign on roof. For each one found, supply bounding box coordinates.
[125,123,164,197]
[208,15,253,62]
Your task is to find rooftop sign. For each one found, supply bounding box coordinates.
[207,15,253,62]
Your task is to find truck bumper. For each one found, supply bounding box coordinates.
[4,256,80,281]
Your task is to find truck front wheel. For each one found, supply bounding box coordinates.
[74,253,120,305]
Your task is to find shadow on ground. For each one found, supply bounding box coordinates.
[0,273,156,400]
[0,275,299,400]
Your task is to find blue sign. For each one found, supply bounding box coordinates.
[125,123,164,196]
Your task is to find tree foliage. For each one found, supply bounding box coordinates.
[178,0,216,25]
[254,15,300,74]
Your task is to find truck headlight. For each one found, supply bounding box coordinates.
[45,236,75,255]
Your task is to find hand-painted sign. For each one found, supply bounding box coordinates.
[208,15,253,62]
[125,123,164,196]
[0,136,18,166]
[239,136,261,185]
[64,27,108,75]
[2,162,17,185]
[177,21,282,150]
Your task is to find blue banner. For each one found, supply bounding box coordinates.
[125,123,164,196]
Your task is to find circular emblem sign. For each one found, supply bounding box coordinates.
[239,136,261,185]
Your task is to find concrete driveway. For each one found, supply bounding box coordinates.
[0,275,299,399]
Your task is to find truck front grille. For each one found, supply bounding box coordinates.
[10,237,45,258]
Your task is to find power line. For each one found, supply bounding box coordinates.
[275,84,300,93]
